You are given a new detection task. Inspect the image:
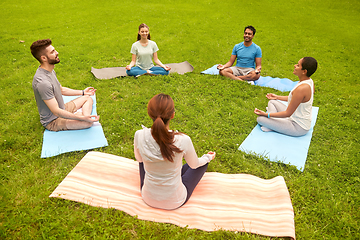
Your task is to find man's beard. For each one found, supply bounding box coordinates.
[47,57,60,64]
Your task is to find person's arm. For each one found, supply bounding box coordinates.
[217,55,236,70]
[126,54,137,70]
[266,93,288,101]
[182,135,215,169]
[255,57,262,73]
[254,85,310,118]
[134,134,143,163]
[44,97,99,122]
[153,52,171,71]
[61,87,96,96]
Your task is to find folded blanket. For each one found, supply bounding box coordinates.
[239,104,319,171]
[201,65,298,92]
[50,151,295,239]
[91,61,194,79]
[41,95,108,158]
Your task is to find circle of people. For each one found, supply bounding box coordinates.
[30,23,318,210]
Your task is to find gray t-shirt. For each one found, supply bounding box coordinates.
[32,67,65,127]
[130,40,159,70]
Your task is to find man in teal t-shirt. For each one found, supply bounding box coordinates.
[217,26,262,82]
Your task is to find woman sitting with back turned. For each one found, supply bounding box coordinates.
[126,23,171,77]
[254,57,318,137]
[134,93,216,210]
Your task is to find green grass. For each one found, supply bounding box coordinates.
[1,0,360,239]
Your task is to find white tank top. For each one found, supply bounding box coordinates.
[288,79,314,130]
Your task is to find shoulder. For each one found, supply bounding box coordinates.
[132,41,140,47]
[34,67,49,76]
[149,40,158,47]
[234,42,244,48]
[134,128,148,144]
[293,81,311,95]
[135,127,148,136]
[174,132,192,145]
[252,42,261,50]
[33,69,50,84]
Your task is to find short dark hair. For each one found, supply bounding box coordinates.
[30,39,52,63]
[244,25,256,35]
[302,57,318,77]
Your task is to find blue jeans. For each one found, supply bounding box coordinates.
[139,162,208,206]
[126,66,169,76]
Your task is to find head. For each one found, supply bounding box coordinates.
[137,23,151,41]
[294,57,318,78]
[30,39,60,64]
[244,25,256,36]
[301,57,318,77]
[147,93,182,162]
[243,25,256,43]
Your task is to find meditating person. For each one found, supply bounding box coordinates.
[126,23,171,77]
[217,25,262,82]
[134,93,216,210]
[31,39,99,131]
[254,57,318,136]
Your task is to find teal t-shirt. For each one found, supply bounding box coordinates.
[232,42,262,69]
[130,40,159,70]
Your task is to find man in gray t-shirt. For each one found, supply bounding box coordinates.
[31,39,100,131]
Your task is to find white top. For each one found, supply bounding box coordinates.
[130,40,159,70]
[134,126,212,210]
[288,78,314,130]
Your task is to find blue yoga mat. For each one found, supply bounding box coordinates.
[201,65,298,92]
[239,106,319,171]
[41,94,108,158]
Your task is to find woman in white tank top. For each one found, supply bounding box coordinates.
[254,57,318,137]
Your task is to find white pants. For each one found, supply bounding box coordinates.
[257,100,308,137]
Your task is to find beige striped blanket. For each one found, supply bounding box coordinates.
[50,151,295,239]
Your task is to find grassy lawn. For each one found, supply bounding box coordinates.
[1,0,359,239]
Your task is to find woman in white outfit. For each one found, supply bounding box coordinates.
[134,93,216,210]
[254,57,318,136]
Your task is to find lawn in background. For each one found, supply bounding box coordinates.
[1,0,359,239]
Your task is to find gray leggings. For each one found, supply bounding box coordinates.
[257,100,308,137]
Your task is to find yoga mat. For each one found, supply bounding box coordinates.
[50,151,295,239]
[41,95,108,158]
[239,105,319,171]
[201,65,298,92]
[91,61,194,79]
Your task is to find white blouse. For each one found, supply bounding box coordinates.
[134,127,211,210]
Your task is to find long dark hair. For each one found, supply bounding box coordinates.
[147,94,182,162]
[137,23,151,41]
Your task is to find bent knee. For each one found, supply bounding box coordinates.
[247,71,260,81]
[268,99,277,104]
[256,116,267,124]
[84,95,92,101]
[82,121,93,129]
[219,68,232,76]
[253,73,261,80]
[81,95,93,104]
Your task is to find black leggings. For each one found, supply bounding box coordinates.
[139,162,208,205]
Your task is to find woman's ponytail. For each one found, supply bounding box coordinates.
[148,94,182,162]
